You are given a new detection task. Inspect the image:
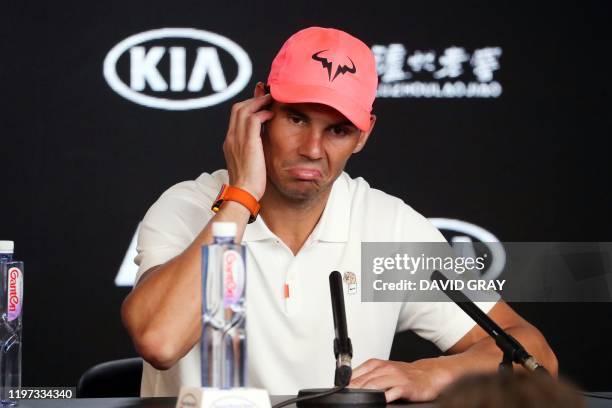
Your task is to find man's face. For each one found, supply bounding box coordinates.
[261,100,374,203]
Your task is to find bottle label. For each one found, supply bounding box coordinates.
[223,249,245,307]
[7,266,23,321]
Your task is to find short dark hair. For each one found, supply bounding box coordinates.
[438,372,584,408]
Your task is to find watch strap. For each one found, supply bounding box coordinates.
[211,184,260,223]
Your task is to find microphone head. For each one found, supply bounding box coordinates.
[329,271,344,294]
[329,271,349,342]
[334,365,352,387]
[431,269,446,283]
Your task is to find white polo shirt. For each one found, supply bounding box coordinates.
[134,169,496,397]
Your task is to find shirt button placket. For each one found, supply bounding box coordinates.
[285,251,303,315]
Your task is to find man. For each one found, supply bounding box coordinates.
[121,27,557,402]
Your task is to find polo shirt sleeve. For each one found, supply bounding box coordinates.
[133,172,222,285]
[396,299,497,352]
[394,205,498,352]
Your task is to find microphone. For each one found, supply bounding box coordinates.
[430,270,549,375]
[291,271,386,407]
[329,270,353,387]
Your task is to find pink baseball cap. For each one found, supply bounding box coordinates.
[267,27,378,131]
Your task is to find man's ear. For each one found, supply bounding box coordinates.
[352,114,377,154]
[254,82,267,97]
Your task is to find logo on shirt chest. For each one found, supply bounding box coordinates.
[343,271,358,295]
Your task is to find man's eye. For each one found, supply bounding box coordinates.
[290,116,305,124]
[330,126,349,136]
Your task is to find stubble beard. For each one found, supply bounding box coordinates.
[264,169,338,210]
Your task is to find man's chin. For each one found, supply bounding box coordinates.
[279,180,325,202]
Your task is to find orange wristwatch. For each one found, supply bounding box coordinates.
[211,184,260,223]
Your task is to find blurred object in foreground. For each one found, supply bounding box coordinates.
[438,372,585,408]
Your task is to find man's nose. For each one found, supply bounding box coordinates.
[297,129,324,160]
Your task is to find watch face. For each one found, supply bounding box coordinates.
[211,200,222,212]
[211,185,229,212]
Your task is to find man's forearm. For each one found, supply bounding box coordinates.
[350,302,557,402]
[436,323,558,382]
[121,201,251,370]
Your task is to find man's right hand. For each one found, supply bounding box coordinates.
[223,88,273,201]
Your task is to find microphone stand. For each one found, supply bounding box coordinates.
[294,271,386,407]
[431,270,550,376]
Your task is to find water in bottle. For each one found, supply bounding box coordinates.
[201,222,246,389]
[0,241,23,406]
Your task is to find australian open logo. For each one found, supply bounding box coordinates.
[103,28,252,110]
[177,393,198,408]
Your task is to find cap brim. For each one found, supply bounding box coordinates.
[269,83,371,132]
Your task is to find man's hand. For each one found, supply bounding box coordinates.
[348,358,454,403]
[223,84,274,201]
[348,302,558,403]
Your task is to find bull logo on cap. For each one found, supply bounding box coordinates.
[311,50,357,82]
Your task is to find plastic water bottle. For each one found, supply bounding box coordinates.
[0,242,12,264]
[201,222,246,389]
[0,241,23,406]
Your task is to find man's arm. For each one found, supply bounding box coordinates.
[121,201,251,370]
[121,89,273,370]
[349,301,558,402]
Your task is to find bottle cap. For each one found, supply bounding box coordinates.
[0,241,14,254]
[212,222,237,238]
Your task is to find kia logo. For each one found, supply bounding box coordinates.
[429,218,506,280]
[103,28,252,110]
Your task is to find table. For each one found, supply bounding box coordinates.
[13,393,612,407]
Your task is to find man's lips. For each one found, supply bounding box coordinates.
[288,167,323,180]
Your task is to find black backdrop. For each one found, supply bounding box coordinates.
[1,0,611,391]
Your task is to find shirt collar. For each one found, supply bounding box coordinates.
[242,172,351,243]
[241,212,275,242]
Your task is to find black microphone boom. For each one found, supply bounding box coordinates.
[329,271,350,350]
[431,270,549,375]
[329,270,353,386]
